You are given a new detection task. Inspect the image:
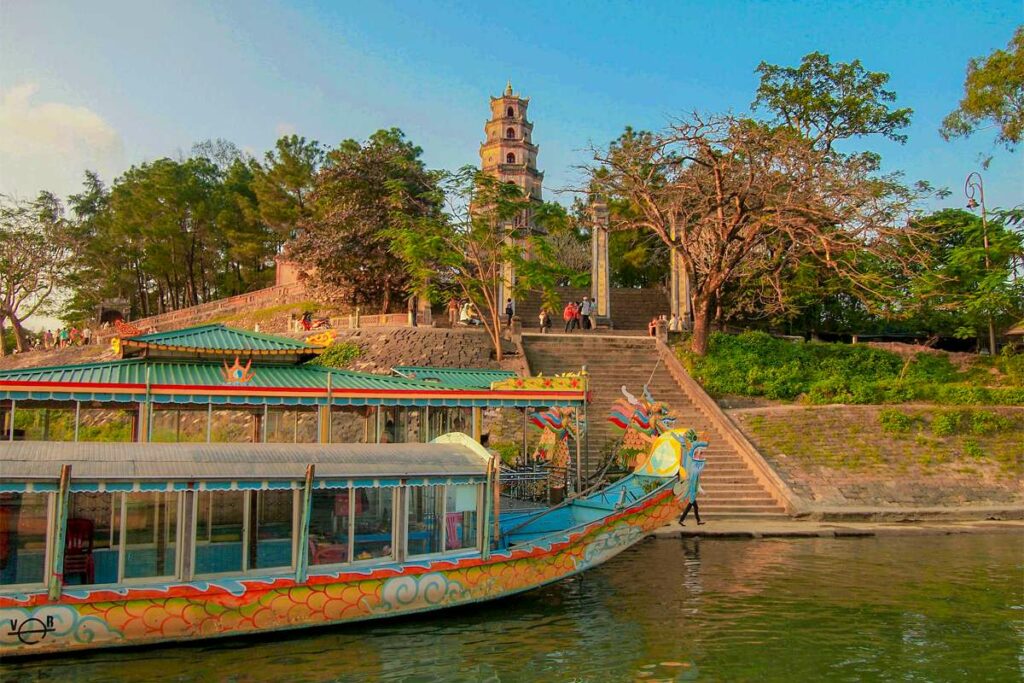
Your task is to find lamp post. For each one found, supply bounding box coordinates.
[964,171,996,356]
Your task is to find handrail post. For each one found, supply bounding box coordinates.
[48,464,72,601]
[296,464,315,583]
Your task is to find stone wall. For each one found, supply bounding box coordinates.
[334,327,514,373]
[730,405,1024,507]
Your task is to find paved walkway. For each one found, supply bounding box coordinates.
[649,518,1024,539]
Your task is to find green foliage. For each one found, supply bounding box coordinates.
[682,331,1024,405]
[879,409,919,433]
[307,342,361,369]
[489,442,520,466]
[288,129,435,312]
[969,410,1013,435]
[941,27,1024,149]
[754,51,913,150]
[931,411,965,437]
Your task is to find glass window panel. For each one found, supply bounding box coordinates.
[352,489,393,561]
[449,407,472,435]
[209,409,259,443]
[379,407,400,443]
[0,493,49,586]
[250,490,294,570]
[309,490,351,566]
[330,407,375,444]
[123,492,177,580]
[195,491,245,575]
[77,407,134,442]
[405,408,424,443]
[407,486,444,557]
[152,408,204,443]
[67,492,118,585]
[445,486,479,551]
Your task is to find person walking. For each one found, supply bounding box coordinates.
[504,298,515,328]
[82,327,92,346]
[562,301,577,333]
[678,440,707,527]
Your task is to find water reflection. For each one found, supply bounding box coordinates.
[2,534,1021,682]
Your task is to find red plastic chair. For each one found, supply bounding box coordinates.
[64,518,95,585]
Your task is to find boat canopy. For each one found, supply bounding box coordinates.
[0,441,490,491]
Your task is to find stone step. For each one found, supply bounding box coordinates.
[698,503,786,513]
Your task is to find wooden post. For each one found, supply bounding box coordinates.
[296,464,315,583]
[74,401,81,442]
[471,407,482,442]
[48,464,72,601]
[317,405,330,444]
[481,456,493,560]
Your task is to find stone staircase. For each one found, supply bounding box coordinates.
[522,333,788,519]
[515,287,670,330]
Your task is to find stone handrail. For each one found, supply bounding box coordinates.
[655,339,807,515]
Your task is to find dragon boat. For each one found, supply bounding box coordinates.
[0,430,705,657]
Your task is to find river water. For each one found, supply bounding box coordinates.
[3,534,1021,682]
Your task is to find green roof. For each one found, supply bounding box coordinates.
[0,358,443,392]
[122,324,316,355]
[392,366,516,389]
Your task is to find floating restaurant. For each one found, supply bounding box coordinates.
[0,324,588,446]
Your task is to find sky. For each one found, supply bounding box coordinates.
[0,1,1021,222]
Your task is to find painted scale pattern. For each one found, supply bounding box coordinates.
[0,487,681,655]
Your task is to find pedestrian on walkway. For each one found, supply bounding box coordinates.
[562,301,578,333]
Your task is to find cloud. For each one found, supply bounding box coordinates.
[0,83,124,199]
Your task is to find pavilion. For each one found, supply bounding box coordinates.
[0,324,587,448]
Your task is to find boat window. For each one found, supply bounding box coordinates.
[330,406,376,444]
[121,492,178,580]
[249,490,294,570]
[0,492,50,588]
[352,489,394,561]
[309,489,352,566]
[407,485,445,556]
[265,409,318,443]
[444,485,479,551]
[195,491,245,575]
[66,492,118,585]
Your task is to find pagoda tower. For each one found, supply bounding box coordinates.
[479,81,544,306]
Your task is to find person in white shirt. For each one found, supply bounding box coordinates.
[580,297,593,331]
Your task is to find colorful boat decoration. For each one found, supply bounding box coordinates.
[0,430,702,656]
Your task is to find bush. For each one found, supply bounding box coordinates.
[931,411,967,437]
[680,331,1023,406]
[879,409,919,433]
[969,410,1013,435]
[308,342,362,369]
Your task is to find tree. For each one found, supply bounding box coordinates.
[905,208,1024,346]
[388,168,578,360]
[941,27,1024,151]
[591,113,922,355]
[251,135,323,243]
[754,51,913,152]
[286,129,439,312]
[0,193,73,353]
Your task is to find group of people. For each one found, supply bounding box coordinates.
[647,314,684,337]
[447,298,483,327]
[547,297,596,333]
[42,326,92,350]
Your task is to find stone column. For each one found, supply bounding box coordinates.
[668,234,692,329]
[590,200,611,322]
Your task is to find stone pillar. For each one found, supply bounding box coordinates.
[668,238,692,329]
[590,200,611,322]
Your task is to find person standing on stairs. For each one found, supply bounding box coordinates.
[563,301,578,333]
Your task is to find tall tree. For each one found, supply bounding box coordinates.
[0,193,73,352]
[388,168,578,360]
[251,135,323,243]
[286,129,439,313]
[941,27,1024,151]
[591,113,923,355]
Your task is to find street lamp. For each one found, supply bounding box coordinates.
[964,171,996,356]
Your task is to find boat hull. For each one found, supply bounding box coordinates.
[0,485,681,657]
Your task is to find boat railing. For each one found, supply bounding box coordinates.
[499,463,573,504]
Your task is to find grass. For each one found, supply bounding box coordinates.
[680,331,1024,406]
